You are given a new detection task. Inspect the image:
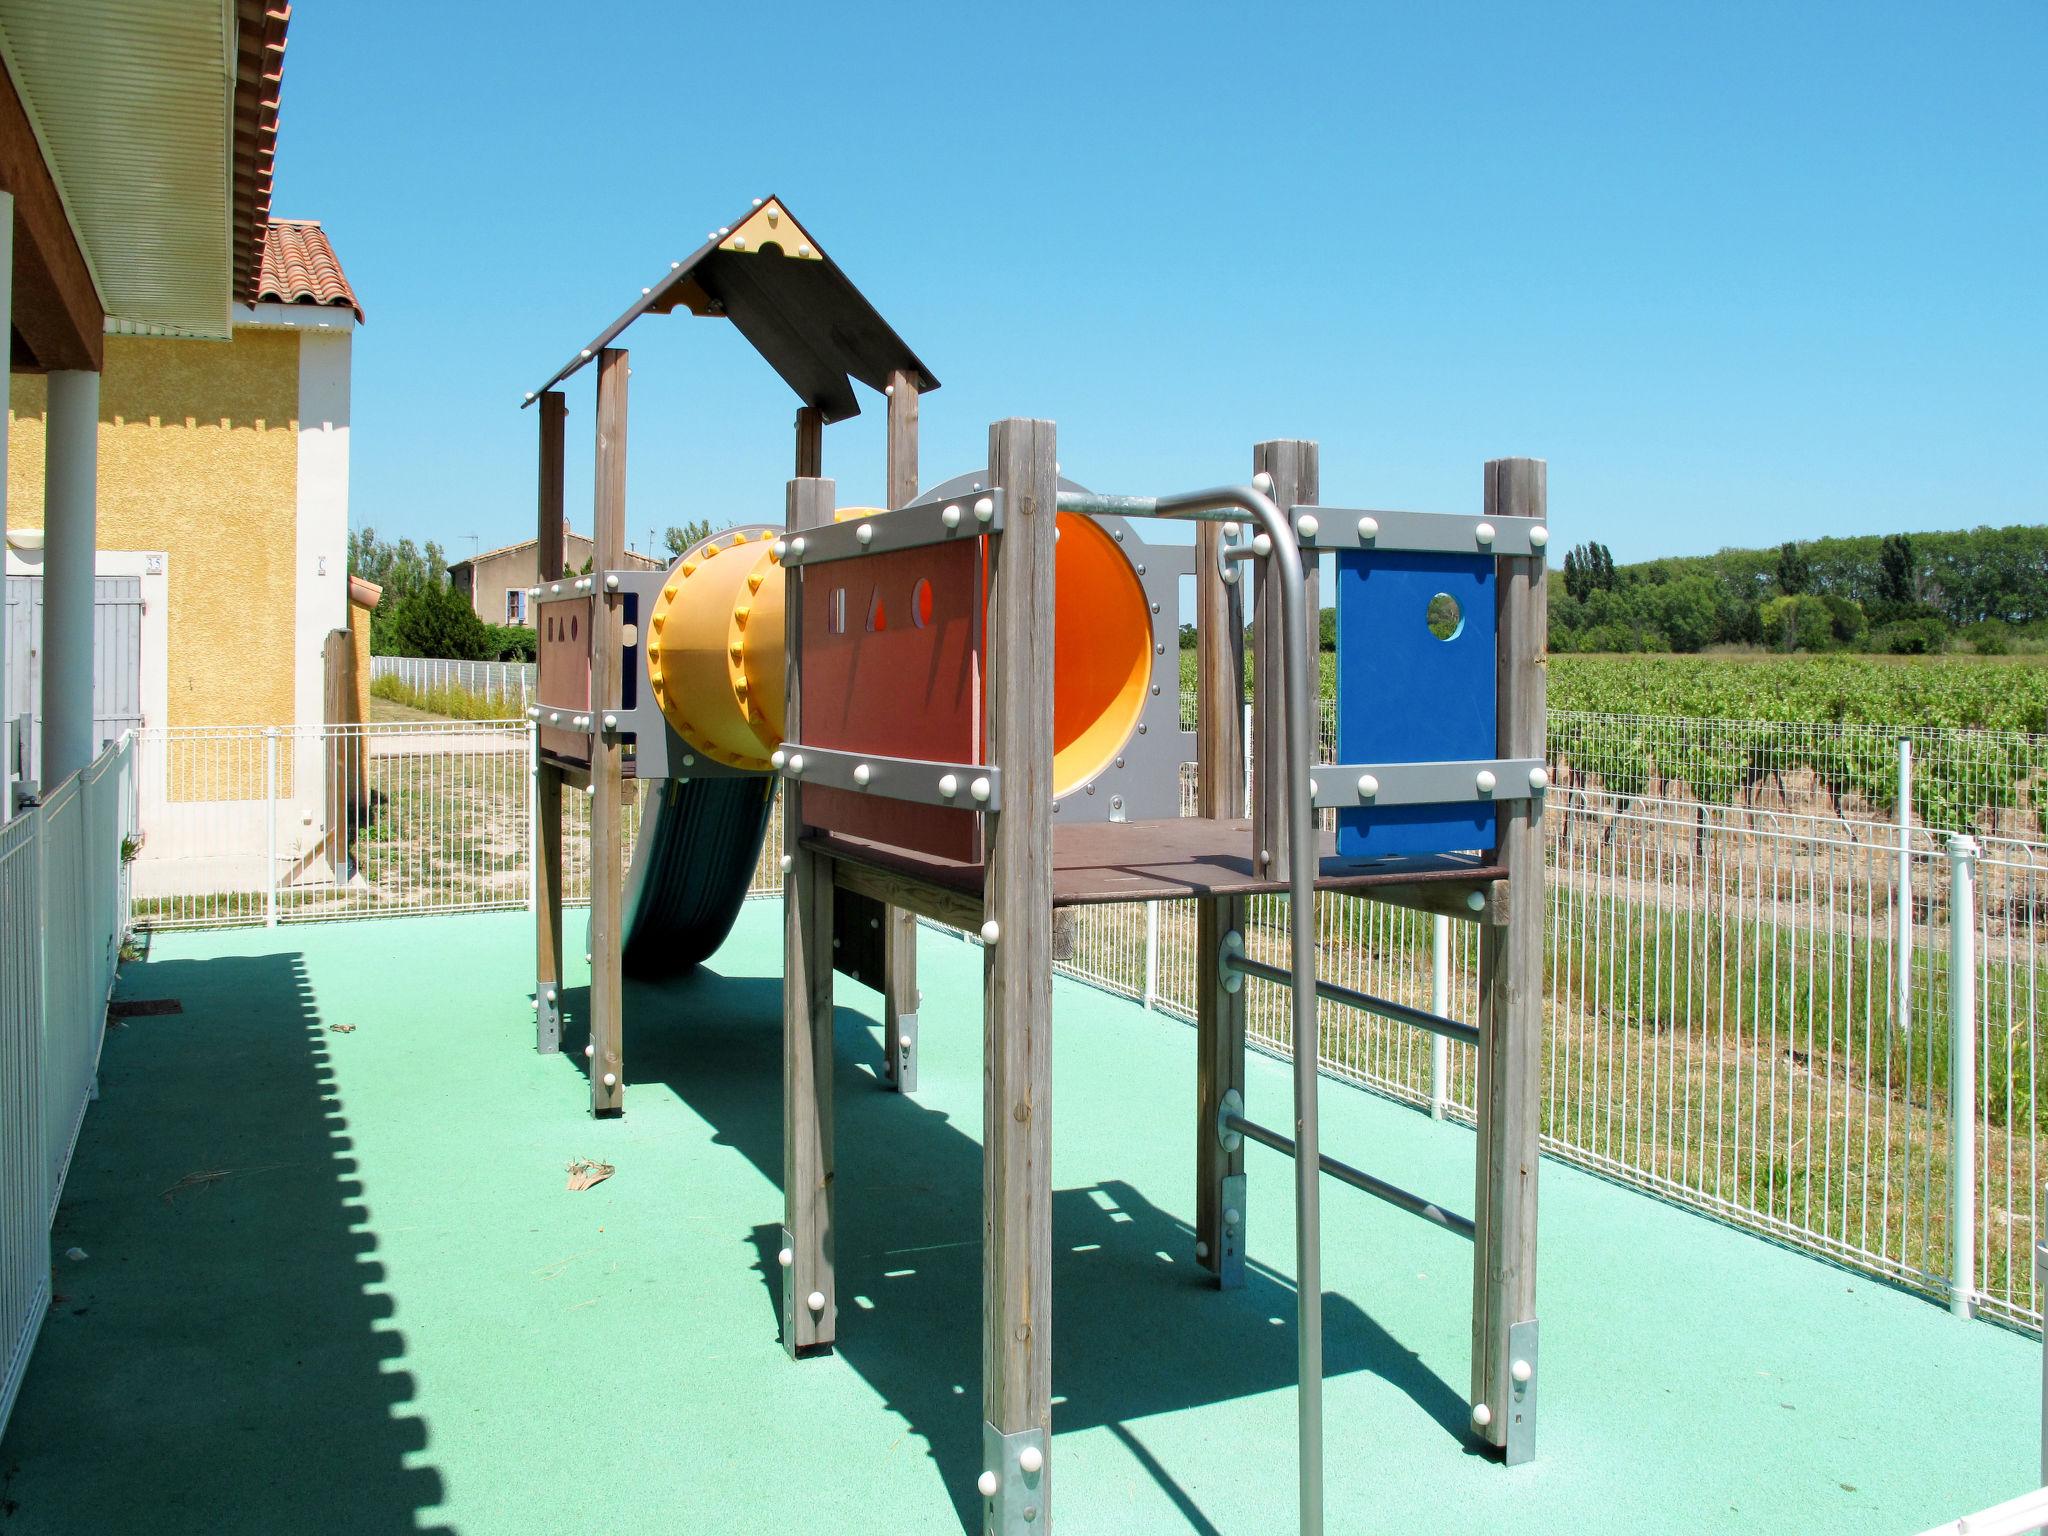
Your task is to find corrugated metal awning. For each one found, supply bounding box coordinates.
[0,0,260,339]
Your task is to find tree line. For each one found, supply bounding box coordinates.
[1549,523,2048,655]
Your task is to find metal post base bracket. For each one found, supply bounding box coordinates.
[891,1007,919,1093]
[1474,1318,1539,1466]
[778,1225,832,1360]
[1215,1169,1247,1290]
[535,986,562,1054]
[979,1422,1048,1534]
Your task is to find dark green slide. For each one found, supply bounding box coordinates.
[620,775,775,977]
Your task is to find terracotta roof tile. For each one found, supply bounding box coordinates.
[255,219,362,321]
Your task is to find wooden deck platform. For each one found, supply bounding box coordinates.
[807,816,1506,929]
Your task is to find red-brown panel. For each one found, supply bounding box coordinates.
[537,597,594,763]
[800,540,982,862]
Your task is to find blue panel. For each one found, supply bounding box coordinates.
[1333,550,1497,858]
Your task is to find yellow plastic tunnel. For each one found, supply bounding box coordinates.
[645,511,1156,797]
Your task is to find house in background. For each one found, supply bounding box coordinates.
[5,219,360,767]
[448,526,662,626]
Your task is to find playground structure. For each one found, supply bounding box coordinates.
[523,198,1547,1535]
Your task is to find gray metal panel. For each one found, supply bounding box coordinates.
[2,574,141,783]
[1293,505,1548,557]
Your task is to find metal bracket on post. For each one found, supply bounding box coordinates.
[1503,1318,1538,1465]
[1216,1169,1247,1290]
[1218,929,1244,994]
[536,985,561,1050]
[775,1225,833,1360]
[893,1007,920,1093]
[979,1422,1048,1534]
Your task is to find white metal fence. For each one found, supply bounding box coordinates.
[1,735,135,1437]
[369,655,535,709]
[128,716,2048,1329]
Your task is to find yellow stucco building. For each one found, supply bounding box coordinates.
[5,220,359,743]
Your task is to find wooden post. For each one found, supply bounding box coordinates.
[794,405,824,479]
[587,355,628,1114]
[981,418,1058,1529]
[882,369,922,1092]
[783,474,838,1356]
[1195,515,1248,1285]
[1470,456,1546,1464]
[534,390,568,1054]
[1251,441,1318,882]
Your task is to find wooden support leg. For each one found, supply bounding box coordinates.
[1196,893,1247,1286]
[586,349,629,1116]
[1469,456,1547,1464]
[883,909,920,1092]
[980,418,1057,1532]
[783,472,837,1356]
[534,757,564,1051]
[783,845,836,1356]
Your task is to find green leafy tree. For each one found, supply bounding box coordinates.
[663,520,715,556]
[348,527,447,605]
[1878,532,1914,607]
[387,579,495,660]
[1776,541,1811,596]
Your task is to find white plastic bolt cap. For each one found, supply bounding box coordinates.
[786,753,805,776]
[605,573,619,590]
[978,1471,1000,1499]
[1224,1206,1242,1227]
[1358,515,1380,541]
[857,523,874,546]
[1511,1358,1532,1384]
[853,763,871,787]
[1466,889,1487,911]
[1476,769,1498,794]
[1357,773,1380,799]
[1019,1446,1044,1475]
[549,711,562,724]
[970,775,991,803]
[602,1072,617,1087]
[1252,532,1273,557]
[780,854,792,872]
[1222,521,1240,539]
[1475,521,1497,545]
[771,749,787,769]
[1528,766,1550,791]
[1297,513,1320,540]
[1195,1239,1210,1259]
[1472,1402,1493,1429]
[1252,470,1275,494]
[1529,524,1549,549]
[584,1043,595,1059]
[791,536,807,556]
[942,504,962,528]
[777,1247,793,1268]
[973,496,994,522]
[980,919,1001,945]
[603,713,617,730]
[772,539,787,558]
[682,754,695,768]
[938,773,959,799]
[527,706,540,719]
[806,1290,825,1312]
[1309,778,1320,800]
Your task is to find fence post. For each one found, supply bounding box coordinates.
[1896,738,1912,1043]
[263,726,279,928]
[1143,900,1160,1010]
[1947,832,1978,1321]
[1430,913,1450,1119]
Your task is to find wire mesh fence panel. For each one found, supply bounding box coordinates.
[370,656,536,708]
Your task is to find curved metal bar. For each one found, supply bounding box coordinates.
[1058,483,1322,1534]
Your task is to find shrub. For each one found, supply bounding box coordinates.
[384,581,494,661]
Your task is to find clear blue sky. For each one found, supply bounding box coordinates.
[275,1,2045,569]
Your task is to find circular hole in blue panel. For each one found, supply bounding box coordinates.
[1425,592,1463,641]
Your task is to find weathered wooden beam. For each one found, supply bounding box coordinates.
[881,368,923,1091]
[1195,516,1248,1285]
[794,405,824,479]
[1251,441,1318,882]
[784,474,838,1356]
[981,417,1058,1526]
[828,853,985,935]
[586,352,628,1115]
[534,391,567,1054]
[0,63,102,372]
[1470,456,1547,1464]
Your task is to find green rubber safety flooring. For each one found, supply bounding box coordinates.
[0,903,2034,1535]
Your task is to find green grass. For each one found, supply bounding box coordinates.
[367,672,517,721]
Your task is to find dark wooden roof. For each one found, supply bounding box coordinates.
[525,196,938,423]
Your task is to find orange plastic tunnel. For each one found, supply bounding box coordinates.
[644,510,1156,797]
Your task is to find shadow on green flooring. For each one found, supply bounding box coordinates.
[555,964,1471,1534]
[3,950,450,1535]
